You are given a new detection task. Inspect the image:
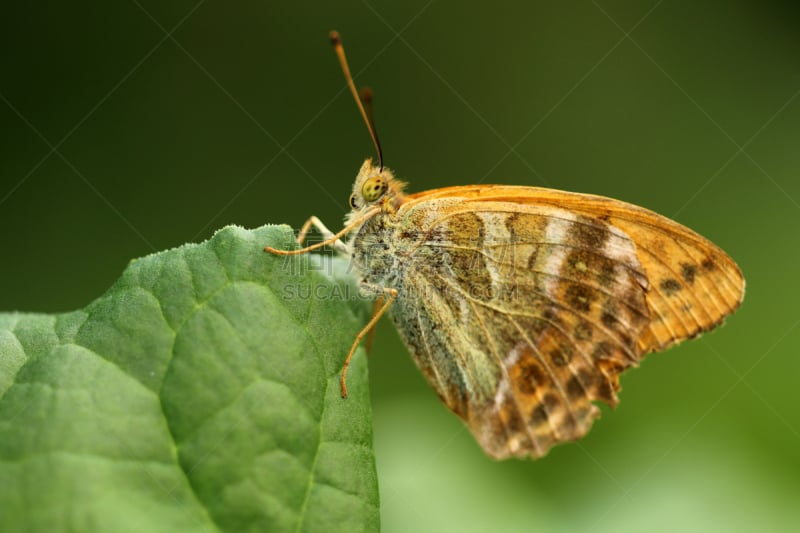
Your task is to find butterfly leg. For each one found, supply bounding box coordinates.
[295,216,348,255]
[265,207,380,256]
[364,296,384,355]
[340,286,397,398]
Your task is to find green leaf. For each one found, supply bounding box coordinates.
[0,225,379,532]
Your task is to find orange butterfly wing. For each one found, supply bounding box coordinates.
[405,185,744,354]
[392,185,743,458]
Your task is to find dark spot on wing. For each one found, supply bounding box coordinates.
[505,407,525,434]
[659,278,682,295]
[527,248,540,270]
[591,341,614,359]
[530,403,549,426]
[565,250,592,276]
[518,356,549,394]
[542,307,560,324]
[566,375,586,400]
[543,392,561,411]
[565,284,596,312]
[681,263,697,284]
[549,347,571,367]
[505,212,521,241]
[570,216,610,249]
[447,212,486,245]
[597,260,617,287]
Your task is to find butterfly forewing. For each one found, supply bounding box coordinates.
[405,186,744,350]
[388,186,744,458]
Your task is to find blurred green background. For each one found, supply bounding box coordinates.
[2,1,798,531]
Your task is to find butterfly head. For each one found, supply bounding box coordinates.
[348,158,406,213]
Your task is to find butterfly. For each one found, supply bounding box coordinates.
[265,32,745,459]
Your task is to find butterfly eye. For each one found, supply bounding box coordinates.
[349,193,359,209]
[361,176,388,203]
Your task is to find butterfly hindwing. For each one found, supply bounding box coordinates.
[390,201,646,457]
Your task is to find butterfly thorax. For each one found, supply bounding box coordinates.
[348,211,404,291]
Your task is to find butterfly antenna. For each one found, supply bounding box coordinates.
[330,31,384,170]
[359,86,382,167]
